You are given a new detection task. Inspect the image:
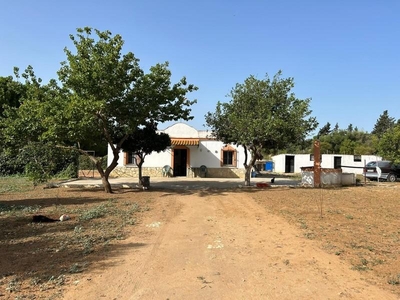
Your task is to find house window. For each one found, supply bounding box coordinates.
[353,155,361,162]
[125,152,138,166]
[220,145,237,167]
[223,151,234,165]
[310,154,322,162]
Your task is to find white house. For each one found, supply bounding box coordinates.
[108,123,250,178]
[271,154,382,175]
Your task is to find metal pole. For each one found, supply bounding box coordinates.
[314,140,321,188]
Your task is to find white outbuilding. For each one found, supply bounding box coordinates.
[271,153,381,175]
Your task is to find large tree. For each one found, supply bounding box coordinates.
[205,71,317,185]
[317,122,331,137]
[0,73,26,118]
[372,110,395,137]
[0,73,27,173]
[2,27,197,193]
[316,124,377,155]
[377,124,400,163]
[120,122,171,184]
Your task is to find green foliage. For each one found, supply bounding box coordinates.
[79,154,108,170]
[121,123,171,155]
[0,74,26,117]
[0,66,62,150]
[315,124,376,155]
[121,122,171,180]
[206,71,317,176]
[1,27,197,193]
[18,143,78,185]
[78,155,96,170]
[0,177,33,193]
[372,110,396,137]
[0,151,25,176]
[56,27,197,146]
[0,203,41,215]
[317,122,331,137]
[56,162,79,179]
[100,155,108,170]
[377,124,400,163]
[57,27,197,192]
[78,203,109,221]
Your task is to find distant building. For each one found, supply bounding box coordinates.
[272,154,381,175]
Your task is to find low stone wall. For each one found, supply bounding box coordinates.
[111,166,245,179]
[301,167,356,187]
[111,167,165,178]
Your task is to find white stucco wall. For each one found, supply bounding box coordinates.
[163,123,199,138]
[107,123,249,169]
[108,142,248,169]
[189,140,247,169]
[107,146,173,168]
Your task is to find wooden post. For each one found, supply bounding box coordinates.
[314,140,321,188]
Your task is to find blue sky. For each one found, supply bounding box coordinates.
[1,1,399,134]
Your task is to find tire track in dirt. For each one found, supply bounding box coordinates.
[62,193,183,299]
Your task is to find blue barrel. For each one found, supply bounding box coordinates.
[264,161,273,171]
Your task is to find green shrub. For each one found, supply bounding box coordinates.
[78,155,108,171]
[56,162,78,179]
[18,143,79,185]
[78,155,95,170]
[79,204,108,221]
[0,151,25,176]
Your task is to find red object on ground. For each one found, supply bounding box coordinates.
[256,182,270,188]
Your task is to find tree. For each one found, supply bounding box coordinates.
[2,28,197,193]
[120,122,171,184]
[333,123,339,132]
[317,122,331,137]
[0,73,27,175]
[339,138,355,154]
[347,124,353,132]
[205,71,317,185]
[19,142,78,185]
[377,124,400,163]
[372,110,395,137]
[0,72,25,118]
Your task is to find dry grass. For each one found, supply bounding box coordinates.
[0,177,399,298]
[252,184,400,295]
[0,177,152,299]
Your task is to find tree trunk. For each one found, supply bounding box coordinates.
[138,163,143,185]
[101,174,112,193]
[244,167,251,186]
[243,149,258,187]
[95,147,120,193]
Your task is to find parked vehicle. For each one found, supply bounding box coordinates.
[363,161,400,182]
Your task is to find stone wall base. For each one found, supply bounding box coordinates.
[111,167,245,179]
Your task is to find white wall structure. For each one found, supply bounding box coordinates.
[272,154,381,174]
[108,123,250,178]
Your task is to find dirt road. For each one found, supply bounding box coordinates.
[63,191,398,299]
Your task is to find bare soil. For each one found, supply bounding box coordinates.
[0,180,399,299]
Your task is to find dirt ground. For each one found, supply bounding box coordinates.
[0,179,399,299]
